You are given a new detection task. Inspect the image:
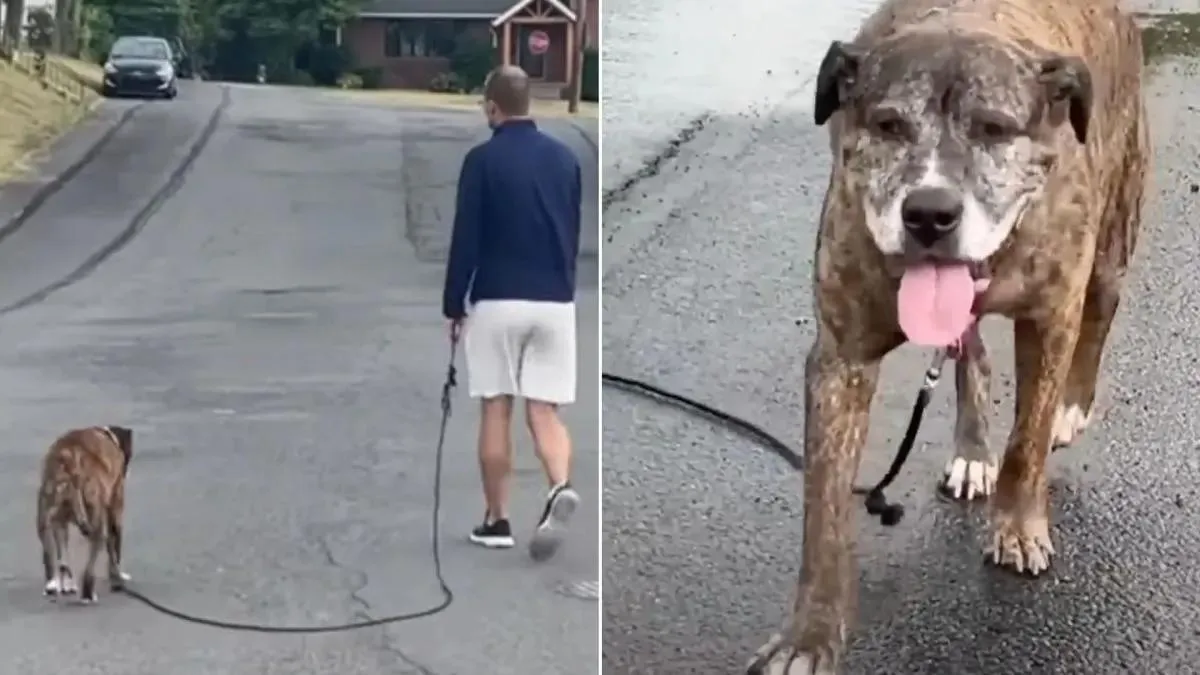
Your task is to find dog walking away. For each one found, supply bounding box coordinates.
[36,425,134,604]
[747,0,1147,672]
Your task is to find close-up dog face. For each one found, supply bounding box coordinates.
[815,29,1092,263]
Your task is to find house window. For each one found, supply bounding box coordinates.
[383,20,472,58]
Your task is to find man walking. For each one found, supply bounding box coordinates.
[442,65,583,562]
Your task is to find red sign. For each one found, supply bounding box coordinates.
[528,30,550,55]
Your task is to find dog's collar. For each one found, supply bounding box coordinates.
[99,426,119,447]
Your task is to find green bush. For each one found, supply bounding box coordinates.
[288,69,315,86]
[306,43,351,87]
[428,71,463,93]
[337,72,363,89]
[450,37,496,92]
[581,47,597,102]
[354,66,384,89]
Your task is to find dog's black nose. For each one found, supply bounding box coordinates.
[901,187,963,247]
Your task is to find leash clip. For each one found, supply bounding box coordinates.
[863,347,950,527]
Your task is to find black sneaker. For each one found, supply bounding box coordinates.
[469,517,515,549]
[529,482,580,562]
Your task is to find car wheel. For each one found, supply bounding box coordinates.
[163,87,177,99]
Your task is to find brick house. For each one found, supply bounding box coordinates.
[342,0,598,90]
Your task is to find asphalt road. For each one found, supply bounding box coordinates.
[0,81,598,675]
[602,9,1200,675]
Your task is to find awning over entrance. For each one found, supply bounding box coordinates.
[493,0,580,84]
[492,0,577,26]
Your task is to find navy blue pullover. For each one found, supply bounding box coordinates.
[441,119,582,319]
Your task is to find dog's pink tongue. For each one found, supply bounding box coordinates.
[897,263,976,346]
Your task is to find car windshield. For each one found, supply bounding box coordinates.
[111,40,169,60]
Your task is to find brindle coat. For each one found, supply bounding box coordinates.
[36,425,133,604]
[748,0,1147,672]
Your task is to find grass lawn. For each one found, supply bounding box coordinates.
[0,55,101,182]
[327,88,598,119]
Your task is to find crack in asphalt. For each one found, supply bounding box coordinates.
[314,530,441,675]
[601,114,711,212]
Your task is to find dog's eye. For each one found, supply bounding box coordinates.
[870,115,909,140]
[972,113,1020,142]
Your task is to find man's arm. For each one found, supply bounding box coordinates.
[442,146,485,320]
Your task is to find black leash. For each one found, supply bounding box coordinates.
[602,348,948,527]
[117,339,461,633]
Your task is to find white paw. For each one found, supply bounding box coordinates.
[1052,404,1091,448]
[79,594,98,605]
[987,513,1055,576]
[43,578,61,595]
[941,456,997,501]
[746,633,836,675]
[118,571,131,582]
[59,575,78,595]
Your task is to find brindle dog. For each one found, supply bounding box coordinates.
[37,425,134,604]
[747,0,1147,672]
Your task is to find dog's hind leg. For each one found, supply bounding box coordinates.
[1056,122,1145,449]
[941,328,996,500]
[38,515,58,597]
[78,516,105,604]
[106,493,128,589]
[1054,269,1121,449]
[52,523,76,595]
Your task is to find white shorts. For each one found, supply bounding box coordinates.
[464,300,577,405]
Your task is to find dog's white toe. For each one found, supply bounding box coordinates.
[746,633,836,675]
[1052,404,1091,448]
[60,576,78,594]
[43,578,61,595]
[118,571,132,582]
[942,456,997,501]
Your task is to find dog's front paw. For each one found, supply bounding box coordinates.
[43,577,60,597]
[986,509,1054,576]
[746,632,838,675]
[1052,403,1091,449]
[940,455,997,501]
[109,571,131,590]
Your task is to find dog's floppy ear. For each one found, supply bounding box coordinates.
[1038,55,1092,144]
[107,425,133,466]
[814,41,864,126]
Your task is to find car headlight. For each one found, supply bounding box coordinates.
[103,62,116,74]
[156,63,173,77]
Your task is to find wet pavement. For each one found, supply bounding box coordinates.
[0,81,598,675]
[602,1,1200,673]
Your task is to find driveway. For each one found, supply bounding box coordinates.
[602,1,1200,673]
[0,81,598,675]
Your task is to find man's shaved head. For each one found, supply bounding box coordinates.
[484,65,531,117]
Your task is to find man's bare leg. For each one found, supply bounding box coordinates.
[527,399,579,562]
[479,395,515,519]
[527,400,571,487]
[470,395,516,548]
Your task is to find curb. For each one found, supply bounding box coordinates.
[567,119,598,158]
[0,100,144,246]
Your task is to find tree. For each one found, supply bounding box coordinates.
[25,5,53,50]
[212,0,359,81]
[76,0,360,80]
[2,0,27,57]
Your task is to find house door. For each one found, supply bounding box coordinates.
[515,24,546,79]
